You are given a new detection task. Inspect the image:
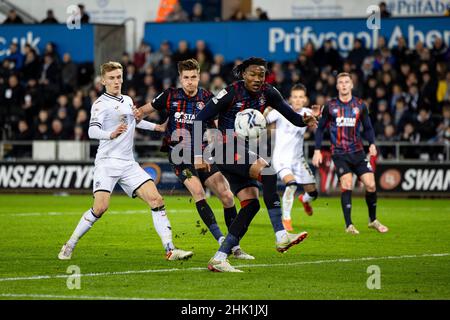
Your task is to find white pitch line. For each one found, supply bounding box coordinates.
[0,293,170,300]
[0,253,448,283]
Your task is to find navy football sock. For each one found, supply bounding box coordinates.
[365,191,377,222]
[224,206,237,231]
[195,199,223,241]
[260,173,284,233]
[341,190,353,227]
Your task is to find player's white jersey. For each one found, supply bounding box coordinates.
[89,93,136,162]
[266,107,311,161]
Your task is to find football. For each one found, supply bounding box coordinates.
[234,109,267,139]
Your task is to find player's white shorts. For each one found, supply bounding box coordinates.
[93,158,153,198]
[272,155,316,185]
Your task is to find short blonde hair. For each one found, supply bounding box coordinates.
[100,61,123,77]
[336,72,352,81]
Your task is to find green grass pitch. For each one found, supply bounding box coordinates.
[0,194,449,300]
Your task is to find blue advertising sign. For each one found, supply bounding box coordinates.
[144,17,450,62]
[0,24,94,63]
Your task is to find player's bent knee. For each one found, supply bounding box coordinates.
[93,204,108,216]
[220,190,235,207]
[366,184,376,192]
[148,194,164,207]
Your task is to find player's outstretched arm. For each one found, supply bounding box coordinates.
[136,120,166,132]
[268,86,317,128]
[312,104,329,167]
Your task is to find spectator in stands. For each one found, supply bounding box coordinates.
[392,36,411,67]
[123,63,139,92]
[143,44,161,69]
[190,2,207,22]
[436,104,450,142]
[2,74,24,124]
[172,40,194,63]
[75,109,89,132]
[41,9,59,24]
[380,124,397,159]
[229,9,247,21]
[209,54,225,78]
[166,3,189,22]
[3,9,24,24]
[71,94,85,117]
[154,55,177,87]
[210,76,226,96]
[379,2,391,18]
[196,52,211,73]
[393,97,412,133]
[437,70,450,103]
[133,42,149,70]
[348,39,369,70]
[415,108,437,142]
[11,120,32,158]
[6,42,24,71]
[194,40,213,64]
[72,124,87,141]
[78,4,90,24]
[22,48,40,82]
[431,37,449,63]
[50,119,69,140]
[405,84,420,112]
[255,7,269,20]
[61,53,78,94]
[44,42,61,66]
[314,39,342,70]
[35,122,50,140]
[399,122,420,158]
[39,53,61,107]
[21,87,37,125]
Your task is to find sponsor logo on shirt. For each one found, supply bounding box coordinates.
[336,117,356,127]
[174,112,195,124]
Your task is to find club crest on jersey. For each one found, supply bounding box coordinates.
[352,107,360,115]
[196,102,205,110]
[332,108,338,114]
[259,95,266,106]
[115,106,119,110]
[95,181,101,188]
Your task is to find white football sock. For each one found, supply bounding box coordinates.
[275,230,287,242]
[231,245,240,252]
[67,209,99,247]
[151,206,175,252]
[282,184,297,219]
[214,251,228,261]
[302,192,313,203]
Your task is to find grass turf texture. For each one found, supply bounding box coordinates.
[0,194,449,300]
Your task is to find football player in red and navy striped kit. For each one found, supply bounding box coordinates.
[313,72,389,234]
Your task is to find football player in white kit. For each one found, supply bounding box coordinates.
[266,84,319,231]
[58,61,193,261]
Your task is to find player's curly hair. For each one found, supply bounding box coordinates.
[232,57,267,79]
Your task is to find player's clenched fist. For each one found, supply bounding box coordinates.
[110,123,127,139]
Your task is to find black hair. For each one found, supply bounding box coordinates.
[232,57,267,79]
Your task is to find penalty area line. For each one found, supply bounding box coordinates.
[0,252,448,283]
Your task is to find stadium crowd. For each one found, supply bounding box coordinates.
[1,13,449,160]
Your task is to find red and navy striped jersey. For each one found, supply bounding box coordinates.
[315,96,375,155]
[196,80,305,135]
[152,87,213,149]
